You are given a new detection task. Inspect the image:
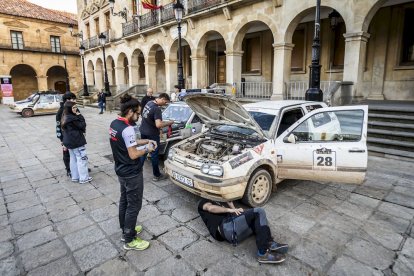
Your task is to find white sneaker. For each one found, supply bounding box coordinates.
[79,177,93,184]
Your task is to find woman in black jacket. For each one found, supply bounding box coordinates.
[62,101,92,184]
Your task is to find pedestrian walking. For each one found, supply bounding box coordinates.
[98,91,106,114]
[61,101,92,184]
[198,199,289,264]
[140,87,155,114]
[109,94,157,251]
[56,92,77,177]
[139,93,174,181]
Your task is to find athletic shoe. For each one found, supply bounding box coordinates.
[121,225,143,242]
[79,177,93,184]
[152,174,168,182]
[269,241,289,254]
[123,237,150,251]
[71,179,79,183]
[257,250,286,264]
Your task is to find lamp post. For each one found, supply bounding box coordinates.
[63,53,71,92]
[305,0,323,102]
[79,45,89,96]
[99,33,111,96]
[109,0,128,22]
[174,0,185,90]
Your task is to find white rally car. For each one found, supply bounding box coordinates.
[164,93,368,207]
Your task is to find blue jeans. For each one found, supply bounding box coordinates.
[140,134,161,177]
[118,173,144,243]
[98,102,105,113]
[68,146,90,182]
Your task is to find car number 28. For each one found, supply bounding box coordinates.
[313,148,336,171]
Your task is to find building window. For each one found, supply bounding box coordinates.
[242,35,261,74]
[132,0,138,15]
[94,18,100,35]
[329,22,346,69]
[105,12,111,31]
[50,36,61,53]
[85,23,90,39]
[10,31,24,50]
[401,8,414,65]
[291,27,306,72]
[138,52,145,79]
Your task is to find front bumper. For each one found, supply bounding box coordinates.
[164,160,248,202]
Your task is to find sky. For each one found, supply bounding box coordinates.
[27,0,78,14]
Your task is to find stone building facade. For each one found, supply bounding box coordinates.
[0,0,82,101]
[78,0,414,101]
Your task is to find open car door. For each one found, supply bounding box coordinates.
[275,105,368,184]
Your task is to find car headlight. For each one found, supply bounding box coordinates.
[167,148,176,161]
[200,163,223,177]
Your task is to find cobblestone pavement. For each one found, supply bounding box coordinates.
[0,105,413,276]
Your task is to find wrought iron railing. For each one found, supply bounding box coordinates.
[188,0,223,13]
[88,36,99,49]
[285,81,342,102]
[122,20,139,37]
[161,3,175,23]
[235,82,273,99]
[141,11,159,30]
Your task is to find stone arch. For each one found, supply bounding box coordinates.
[131,48,146,85]
[9,64,38,100]
[362,0,388,32]
[116,52,129,87]
[86,60,95,86]
[231,18,277,52]
[106,55,116,85]
[147,44,166,92]
[168,38,193,89]
[46,65,67,93]
[95,58,104,90]
[194,30,228,56]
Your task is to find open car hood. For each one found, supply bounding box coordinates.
[184,93,267,139]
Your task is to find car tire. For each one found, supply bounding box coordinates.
[242,169,272,207]
[22,109,34,118]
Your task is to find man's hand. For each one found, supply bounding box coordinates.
[228,208,244,216]
[148,140,157,150]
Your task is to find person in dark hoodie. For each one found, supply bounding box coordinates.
[56,92,77,177]
[61,101,92,184]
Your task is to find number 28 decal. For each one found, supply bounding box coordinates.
[313,148,336,171]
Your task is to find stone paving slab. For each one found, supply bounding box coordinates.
[0,106,413,275]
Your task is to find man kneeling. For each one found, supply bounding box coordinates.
[198,199,288,264]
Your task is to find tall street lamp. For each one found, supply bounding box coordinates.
[173,0,185,90]
[99,33,111,96]
[63,53,71,92]
[305,0,323,102]
[79,45,89,96]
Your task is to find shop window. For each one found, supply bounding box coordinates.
[10,31,24,50]
[401,8,414,65]
[50,36,61,53]
[291,28,305,72]
[329,22,346,69]
[242,35,261,74]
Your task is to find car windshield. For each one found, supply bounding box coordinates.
[31,94,39,103]
[212,125,261,139]
[162,104,193,123]
[248,111,277,133]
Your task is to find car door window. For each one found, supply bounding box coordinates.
[287,109,364,142]
[39,94,54,104]
[277,108,304,137]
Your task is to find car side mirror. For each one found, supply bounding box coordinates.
[283,133,297,144]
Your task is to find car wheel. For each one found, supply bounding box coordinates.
[242,169,272,207]
[22,109,34,118]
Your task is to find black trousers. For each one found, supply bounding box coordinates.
[118,172,144,243]
[63,147,70,172]
[221,208,272,252]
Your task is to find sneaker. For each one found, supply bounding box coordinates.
[152,174,168,182]
[71,179,79,183]
[123,237,150,251]
[121,225,143,242]
[257,250,286,264]
[66,171,71,178]
[269,241,289,254]
[79,177,93,184]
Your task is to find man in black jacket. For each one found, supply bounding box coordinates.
[56,92,76,177]
[140,88,155,114]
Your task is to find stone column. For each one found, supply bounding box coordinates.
[225,51,243,85]
[191,55,207,88]
[271,43,294,100]
[165,58,178,93]
[36,76,48,91]
[145,59,157,90]
[343,32,371,100]
[129,65,139,85]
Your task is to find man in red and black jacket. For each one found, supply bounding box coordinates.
[109,94,157,251]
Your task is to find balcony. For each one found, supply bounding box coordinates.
[122,0,229,38]
[0,38,79,54]
[85,31,110,50]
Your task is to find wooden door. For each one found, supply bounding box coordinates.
[217,55,226,83]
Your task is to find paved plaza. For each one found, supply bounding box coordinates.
[0,105,413,276]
